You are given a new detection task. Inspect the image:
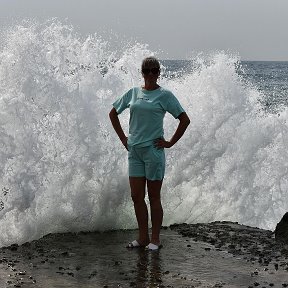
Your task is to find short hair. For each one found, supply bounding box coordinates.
[141,57,160,69]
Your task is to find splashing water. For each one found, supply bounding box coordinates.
[0,20,288,247]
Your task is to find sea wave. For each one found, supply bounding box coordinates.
[0,20,288,246]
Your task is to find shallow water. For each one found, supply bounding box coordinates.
[1,227,287,288]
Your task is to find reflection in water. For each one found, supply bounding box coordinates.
[135,249,163,287]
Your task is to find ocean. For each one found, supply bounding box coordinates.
[0,20,288,247]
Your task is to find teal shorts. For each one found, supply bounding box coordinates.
[128,144,165,180]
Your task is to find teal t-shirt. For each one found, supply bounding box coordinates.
[112,87,185,147]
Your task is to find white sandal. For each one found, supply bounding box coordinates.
[145,243,162,251]
[126,240,142,248]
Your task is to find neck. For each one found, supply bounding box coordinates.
[143,82,159,91]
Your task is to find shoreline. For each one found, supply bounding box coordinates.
[1,221,288,287]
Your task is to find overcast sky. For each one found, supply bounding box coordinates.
[1,0,288,61]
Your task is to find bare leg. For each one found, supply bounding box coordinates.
[129,177,150,245]
[147,179,163,245]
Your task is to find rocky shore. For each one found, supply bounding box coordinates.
[170,221,288,266]
[0,222,287,287]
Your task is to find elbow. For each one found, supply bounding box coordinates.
[184,118,190,129]
[179,112,190,127]
[184,115,191,126]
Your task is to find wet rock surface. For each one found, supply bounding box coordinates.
[0,222,287,287]
[170,221,288,287]
[170,221,288,260]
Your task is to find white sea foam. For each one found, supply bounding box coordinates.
[0,20,288,246]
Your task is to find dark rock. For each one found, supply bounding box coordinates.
[275,213,288,243]
[209,239,216,245]
[8,262,15,267]
[89,270,97,278]
[37,248,44,253]
[114,261,121,266]
[8,244,19,251]
[22,242,31,247]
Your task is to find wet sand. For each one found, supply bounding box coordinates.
[0,222,288,287]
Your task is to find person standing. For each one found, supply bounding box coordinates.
[109,57,190,250]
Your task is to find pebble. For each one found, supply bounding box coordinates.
[89,270,97,278]
[114,261,121,265]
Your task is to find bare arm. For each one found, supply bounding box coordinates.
[155,112,190,148]
[109,107,128,150]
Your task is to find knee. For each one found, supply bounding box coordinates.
[148,195,161,206]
